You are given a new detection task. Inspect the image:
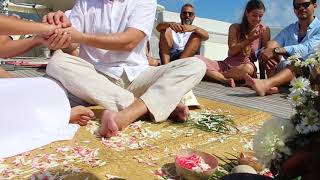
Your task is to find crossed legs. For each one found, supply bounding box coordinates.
[205,64,254,88]
[47,51,206,137]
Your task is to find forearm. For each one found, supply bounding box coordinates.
[0,37,41,58]
[228,39,252,56]
[156,22,172,32]
[78,32,139,52]
[0,16,52,35]
[194,27,209,41]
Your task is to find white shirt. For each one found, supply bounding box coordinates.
[69,0,157,81]
[171,30,192,51]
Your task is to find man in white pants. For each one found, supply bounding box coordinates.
[43,0,206,137]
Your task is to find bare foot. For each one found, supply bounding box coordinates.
[266,87,279,95]
[169,104,189,123]
[70,106,95,126]
[244,74,269,96]
[99,110,128,138]
[225,78,236,88]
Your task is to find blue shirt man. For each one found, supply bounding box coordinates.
[274,17,320,60]
[245,0,319,97]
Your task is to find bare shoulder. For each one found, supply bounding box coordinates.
[229,23,240,30]
[228,23,240,35]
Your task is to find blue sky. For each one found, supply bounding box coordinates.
[158,0,320,28]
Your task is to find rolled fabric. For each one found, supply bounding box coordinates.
[0,77,79,158]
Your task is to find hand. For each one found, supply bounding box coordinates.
[183,25,197,32]
[42,29,72,50]
[65,26,84,43]
[259,48,278,70]
[169,23,186,33]
[42,10,71,28]
[248,25,265,42]
[41,24,62,38]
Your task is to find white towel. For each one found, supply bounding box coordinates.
[0,78,79,158]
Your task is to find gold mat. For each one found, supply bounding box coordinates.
[1,97,272,180]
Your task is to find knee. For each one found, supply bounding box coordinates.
[189,33,202,44]
[46,52,70,76]
[242,64,255,75]
[187,57,207,77]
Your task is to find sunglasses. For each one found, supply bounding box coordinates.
[293,1,312,10]
[182,11,195,16]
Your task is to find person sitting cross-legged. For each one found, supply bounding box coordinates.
[196,0,270,88]
[157,3,209,65]
[43,0,206,138]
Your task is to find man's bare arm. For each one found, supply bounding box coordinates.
[156,22,175,32]
[70,27,146,52]
[193,26,209,41]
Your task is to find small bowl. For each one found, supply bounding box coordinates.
[238,152,264,172]
[175,149,218,180]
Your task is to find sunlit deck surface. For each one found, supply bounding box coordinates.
[7,59,293,121]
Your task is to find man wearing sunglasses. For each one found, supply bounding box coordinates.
[157,3,209,65]
[245,0,320,96]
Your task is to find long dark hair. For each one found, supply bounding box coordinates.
[239,0,265,41]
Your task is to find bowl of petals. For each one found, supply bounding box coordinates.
[175,149,218,180]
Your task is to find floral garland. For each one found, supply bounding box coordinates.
[253,51,320,177]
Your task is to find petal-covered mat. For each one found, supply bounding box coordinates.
[0,97,272,179]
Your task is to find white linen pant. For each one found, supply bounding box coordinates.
[46,50,206,122]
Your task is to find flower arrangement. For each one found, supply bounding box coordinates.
[253,52,320,177]
[188,109,238,134]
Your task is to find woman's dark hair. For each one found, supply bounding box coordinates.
[239,0,265,41]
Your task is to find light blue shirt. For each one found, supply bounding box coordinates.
[274,17,320,59]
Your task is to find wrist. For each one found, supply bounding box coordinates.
[80,33,88,44]
[273,47,286,55]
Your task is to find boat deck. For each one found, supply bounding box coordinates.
[8,66,293,121]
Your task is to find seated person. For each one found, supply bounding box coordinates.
[43,0,206,138]
[0,14,94,125]
[245,0,320,96]
[157,3,209,65]
[196,0,270,88]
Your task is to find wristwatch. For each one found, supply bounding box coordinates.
[274,47,281,55]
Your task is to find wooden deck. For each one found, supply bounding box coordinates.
[8,67,293,120]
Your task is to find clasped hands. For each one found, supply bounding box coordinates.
[38,11,83,50]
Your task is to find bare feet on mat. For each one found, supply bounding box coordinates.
[170,103,189,123]
[69,106,95,126]
[244,74,270,96]
[99,110,132,138]
[225,78,236,88]
[266,87,279,95]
